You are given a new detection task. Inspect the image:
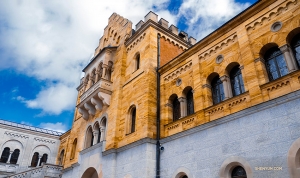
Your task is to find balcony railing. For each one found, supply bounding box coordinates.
[0,162,18,173]
[80,79,112,102]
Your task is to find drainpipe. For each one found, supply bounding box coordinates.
[156,33,161,178]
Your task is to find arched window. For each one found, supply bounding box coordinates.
[70,138,77,160]
[172,95,180,121]
[100,117,107,141]
[85,127,93,148]
[59,150,64,166]
[211,76,225,104]
[31,152,39,167]
[291,33,300,66]
[0,147,10,163]
[39,154,48,166]
[264,46,288,81]
[130,107,136,133]
[9,149,20,164]
[135,53,140,71]
[231,166,247,178]
[230,66,245,96]
[186,89,194,115]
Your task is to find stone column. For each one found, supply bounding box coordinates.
[7,151,13,163]
[100,127,105,141]
[95,70,100,82]
[93,131,99,145]
[279,44,298,73]
[102,64,109,80]
[178,97,187,118]
[37,156,42,167]
[220,75,233,100]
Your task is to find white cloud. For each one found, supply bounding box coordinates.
[0,0,251,115]
[39,122,68,133]
[177,0,251,40]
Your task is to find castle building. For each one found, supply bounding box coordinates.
[0,119,62,177]
[9,0,300,177]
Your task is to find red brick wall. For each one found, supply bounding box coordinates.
[160,38,184,66]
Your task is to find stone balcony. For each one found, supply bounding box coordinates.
[0,162,18,175]
[6,163,62,178]
[78,78,112,120]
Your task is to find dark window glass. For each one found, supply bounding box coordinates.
[31,152,39,167]
[230,66,245,96]
[71,139,77,159]
[10,149,20,164]
[186,89,194,115]
[136,54,140,70]
[182,176,188,178]
[231,166,247,178]
[131,108,136,133]
[39,154,48,166]
[90,130,94,147]
[291,33,300,67]
[264,47,288,81]
[97,128,101,143]
[59,150,64,166]
[0,147,10,163]
[172,96,180,121]
[211,77,225,104]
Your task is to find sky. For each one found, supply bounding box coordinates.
[0,0,257,133]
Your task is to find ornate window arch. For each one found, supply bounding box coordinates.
[169,94,180,121]
[100,117,107,141]
[10,149,20,164]
[219,156,253,178]
[85,126,94,148]
[39,153,48,166]
[291,33,300,66]
[134,53,140,71]
[93,122,101,144]
[70,138,77,160]
[182,87,194,117]
[227,64,245,96]
[58,149,65,166]
[30,152,39,167]
[211,75,225,104]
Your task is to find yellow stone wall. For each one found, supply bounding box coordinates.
[57,0,300,168]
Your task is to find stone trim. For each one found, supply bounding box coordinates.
[287,137,300,178]
[102,137,156,156]
[172,167,194,178]
[80,142,103,155]
[219,156,253,178]
[161,89,300,144]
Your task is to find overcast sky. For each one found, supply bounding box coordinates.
[0,0,257,133]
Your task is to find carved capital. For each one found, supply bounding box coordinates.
[165,103,172,108]
[239,65,244,70]
[220,75,230,82]
[279,44,291,53]
[178,97,186,102]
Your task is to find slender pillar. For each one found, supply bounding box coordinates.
[93,131,99,145]
[178,97,187,118]
[7,151,13,163]
[100,127,105,141]
[279,44,298,73]
[37,156,42,167]
[102,64,109,80]
[95,70,100,82]
[220,75,233,100]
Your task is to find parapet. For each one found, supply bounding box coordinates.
[134,11,197,45]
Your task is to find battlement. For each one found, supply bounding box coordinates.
[134,11,197,45]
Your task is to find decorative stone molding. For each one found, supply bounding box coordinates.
[164,61,192,81]
[4,131,29,139]
[254,57,265,63]
[126,33,146,52]
[202,84,211,89]
[165,103,172,108]
[246,0,297,32]
[207,106,224,115]
[266,80,290,92]
[182,117,194,125]
[34,137,56,144]
[219,156,253,178]
[198,33,237,61]
[167,124,179,130]
[270,21,283,32]
[228,97,247,107]
[160,34,187,51]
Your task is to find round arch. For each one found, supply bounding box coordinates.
[219,156,253,178]
[81,167,98,178]
[172,167,194,178]
[287,137,300,178]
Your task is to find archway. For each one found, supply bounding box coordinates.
[81,167,98,178]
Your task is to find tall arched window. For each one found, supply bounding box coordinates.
[0,147,10,163]
[186,89,194,115]
[172,95,180,121]
[39,154,48,166]
[85,127,93,148]
[230,66,245,96]
[130,107,136,133]
[59,150,64,166]
[231,166,247,178]
[211,76,225,104]
[135,53,140,71]
[70,138,77,160]
[291,33,300,66]
[9,149,20,164]
[264,46,288,81]
[31,152,39,167]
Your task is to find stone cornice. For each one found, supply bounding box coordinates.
[80,142,103,155]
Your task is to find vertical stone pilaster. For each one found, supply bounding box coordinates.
[279,44,298,73]
[178,97,187,118]
[220,75,233,100]
[100,127,105,141]
[93,131,99,145]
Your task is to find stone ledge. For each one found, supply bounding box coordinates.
[80,142,103,155]
[160,89,300,144]
[103,137,156,156]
